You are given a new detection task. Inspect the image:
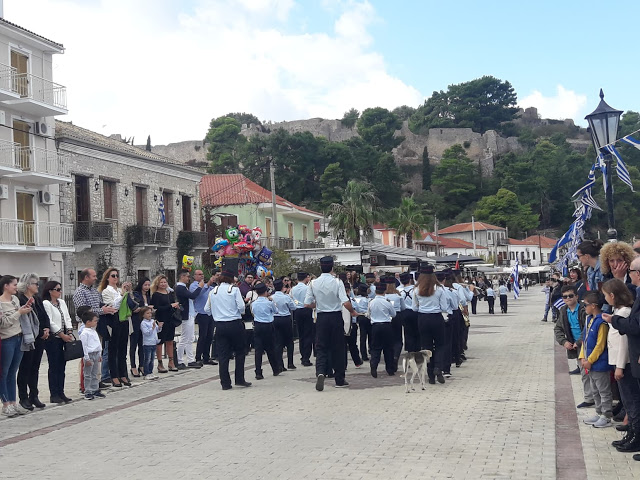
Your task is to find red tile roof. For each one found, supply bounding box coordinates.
[417,233,487,249]
[200,174,322,217]
[523,235,557,248]
[438,222,505,234]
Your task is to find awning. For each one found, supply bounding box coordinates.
[384,254,418,262]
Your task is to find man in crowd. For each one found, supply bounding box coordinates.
[191,269,218,366]
[175,269,204,370]
[291,272,314,366]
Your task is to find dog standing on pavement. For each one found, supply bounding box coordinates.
[403,350,432,393]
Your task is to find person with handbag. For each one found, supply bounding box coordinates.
[42,280,74,404]
[151,275,181,372]
[98,268,132,387]
[1,275,34,417]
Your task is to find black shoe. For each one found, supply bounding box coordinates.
[99,381,111,389]
[101,378,112,384]
[30,397,46,409]
[177,363,187,370]
[316,374,325,392]
[455,362,462,368]
[634,453,640,461]
[541,319,547,322]
[302,360,313,367]
[61,394,73,403]
[236,381,252,387]
[187,362,202,369]
[370,367,378,378]
[362,357,370,362]
[428,378,436,385]
[206,360,218,365]
[616,436,640,452]
[255,373,264,380]
[334,381,349,388]
[93,391,106,398]
[387,371,395,376]
[111,381,123,388]
[287,364,297,370]
[576,401,595,408]
[617,424,630,432]
[460,353,467,361]
[222,385,232,391]
[280,366,287,372]
[273,370,280,376]
[613,432,634,447]
[436,373,445,384]
[613,409,626,423]
[121,378,132,387]
[569,367,580,375]
[19,399,34,411]
[196,361,204,367]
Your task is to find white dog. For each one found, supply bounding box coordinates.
[402,350,432,393]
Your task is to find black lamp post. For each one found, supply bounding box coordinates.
[585,89,623,241]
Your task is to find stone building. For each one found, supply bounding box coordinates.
[56,121,207,293]
[0,16,70,282]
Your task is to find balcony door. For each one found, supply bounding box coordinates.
[75,176,90,222]
[10,50,29,97]
[181,195,192,231]
[16,192,35,245]
[13,120,31,171]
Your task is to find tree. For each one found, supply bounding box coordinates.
[205,116,247,173]
[224,112,261,126]
[328,180,378,246]
[474,188,539,236]
[319,162,345,210]
[409,76,518,134]
[357,107,403,152]
[387,196,430,249]
[431,144,479,217]
[340,108,360,128]
[392,105,416,121]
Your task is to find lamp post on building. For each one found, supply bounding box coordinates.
[585,89,623,242]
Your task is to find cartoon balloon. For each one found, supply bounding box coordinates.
[225,227,241,244]
[182,255,194,271]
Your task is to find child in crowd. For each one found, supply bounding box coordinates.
[79,308,105,400]
[140,307,161,380]
[579,291,613,428]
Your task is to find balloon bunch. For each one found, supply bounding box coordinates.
[211,225,274,278]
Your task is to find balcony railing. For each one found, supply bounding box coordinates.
[128,225,171,246]
[178,230,208,248]
[0,63,16,94]
[263,236,324,250]
[16,145,70,177]
[12,72,67,110]
[75,221,118,243]
[0,140,19,170]
[0,218,73,248]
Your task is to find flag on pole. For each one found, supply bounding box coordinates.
[553,297,565,310]
[455,258,460,270]
[604,144,634,192]
[511,259,520,300]
[158,195,166,226]
[621,135,640,150]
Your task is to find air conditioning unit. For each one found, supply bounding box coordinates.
[39,190,55,205]
[0,184,8,200]
[35,122,49,136]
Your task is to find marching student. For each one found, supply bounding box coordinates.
[440,274,460,378]
[369,283,397,378]
[397,272,419,352]
[291,272,314,367]
[384,276,404,372]
[358,273,376,361]
[272,279,297,371]
[344,284,363,368]
[486,284,496,314]
[250,282,281,380]
[498,281,509,313]
[452,272,473,364]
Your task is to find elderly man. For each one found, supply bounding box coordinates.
[603,257,640,457]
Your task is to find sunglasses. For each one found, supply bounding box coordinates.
[53,288,62,292]
[582,301,593,307]
[634,248,640,254]
[110,273,119,278]
[562,294,575,299]
[630,270,640,275]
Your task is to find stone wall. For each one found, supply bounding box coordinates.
[147,140,209,167]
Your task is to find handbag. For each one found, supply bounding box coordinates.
[170,292,183,328]
[63,333,84,361]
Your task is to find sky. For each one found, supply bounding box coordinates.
[6,0,640,145]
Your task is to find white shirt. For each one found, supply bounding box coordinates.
[204,283,245,321]
[609,306,631,369]
[291,282,308,309]
[304,273,349,313]
[101,285,124,309]
[498,285,509,295]
[397,285,414,310]
[385,293,404,313]
[369,296,396,323]
[43,299,73,335]
[80,327,101,360]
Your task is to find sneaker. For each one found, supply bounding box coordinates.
[177,363,187,370]
[334,381,350,388]
[187,362,202,369]
[84,393,95,400]
[443,373,452,378]
[315,374,325,392]
[1,405,18,417]
[583,414,601,425]
[568,367,580,375]
[93,391,106,398]
[13,404,29,415]
[577,401,595,408]
[143,375,149,380]
[593,416,612,428]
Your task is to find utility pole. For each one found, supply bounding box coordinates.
[434,215,440,256]
[269,158,279,243]
[471,215,477,256]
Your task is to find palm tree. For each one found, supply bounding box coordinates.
[387,196,429,249]
[328,180,378,246]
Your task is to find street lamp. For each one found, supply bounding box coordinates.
[585,89,623,241]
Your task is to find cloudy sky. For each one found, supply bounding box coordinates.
[6,0,638,145]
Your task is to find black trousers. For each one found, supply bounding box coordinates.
[215,320,246,388]
[450,310,464,364]
[17,337,45,401]
[357,316,372,360]
[294,308,314,362]
[391,312,403,365]
[442,316,454,374]
[618,368,640,434]
[129,326,143,369]
[195,314,214,362]
[471,296,478,315]
[500,294,508,313]
[402,309,420,352]
[109,320,129,379]
[316,312,346,383]
[487,297,495,314]
[345,322,362,366]
[274,315,294,368]
[44,337,67,397]
[370,322,395,374]
[418,312,445,378]
[254,322,279,375]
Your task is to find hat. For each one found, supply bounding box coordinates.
[297,272,309,281]
[273,279,284,291]
[435,272,446,281]
[357,285,369,296]
[365,273,375,280]
[452,269,461,276]
[383,276,395,285]
[375,283,386,294]
[254,282,267,295]
[320,256,334,266]
[409,262,419,271]
[222,269,235,278]
[419,265,434,274]
[399,272,411,284]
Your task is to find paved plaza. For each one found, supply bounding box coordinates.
[1,290,639,479]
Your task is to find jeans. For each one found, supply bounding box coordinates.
[543,302,550,320]
[143,345,156,376]
[83,351,101,394]
[44,337,67,398]
[101,340,110,381]
[195,314,214,362]
[177,317,195,365]
[17,336,45,401]
[0,335,24,403]
[129,326,143,369]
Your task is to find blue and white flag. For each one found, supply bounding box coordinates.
[553,297,565,310]
[572,163,598,198]
[511,260,520,300]
[621,135,640,150]
[598,153,609,194]
[549,224,575,263]
[604,144,634,192]
[158,195,166,226]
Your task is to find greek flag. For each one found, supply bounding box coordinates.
[553,297,565,310]
[604,144,634,192]
[598,153,609,194]
[549,224,575,263]
[158,195,166,226]
[621,135,640,150]
[572,163,598,198]
[511,260,520,300]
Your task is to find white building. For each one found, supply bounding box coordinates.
[507,235,556,267]
[0,15,71,281]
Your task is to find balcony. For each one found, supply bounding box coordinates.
[126,225,171,247]
[177,230,209,251]
[75,220,118,244]
[4,144,71,184]
[263,236,324,250]
[0,218,73,252]
[3,70,68,116]
[0,140,20,175]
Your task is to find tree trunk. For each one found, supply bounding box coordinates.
[407,232,413,250]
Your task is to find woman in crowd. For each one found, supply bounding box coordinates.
[577,239,604,291]
[99,268,131,387]
[16,273,50,410]
[412,265,449,384]
[129,277,151,377]
[1,275,34,416]
[600,241,637,292]
[42,280,74,404]
[151,275,180,373]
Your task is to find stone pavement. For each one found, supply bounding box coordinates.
[0,290,638,479]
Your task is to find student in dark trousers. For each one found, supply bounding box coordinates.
[359,273,375,360]
[369,283,397,377]
[486,286,496,314]
[272,279,296,371]
[344,284,362,368]
[499,281,509,313]
[398,273,419,352]
[250,282,281,380]
[292,272,314,366]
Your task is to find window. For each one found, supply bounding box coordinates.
[103,181,117,220]
[163,192,174,225]
[302,225,308,241]
[11,50,29,96]
[220,215,237,230]
[181,195,192,231]
[13,120,31,169]
[532,251,536,260]
[165,269,176,287]
[265,217,272,237]
[16,192,35,245]
[135,186,147,225]
[288,222,294,239]
[137,270,150,282]
[75,176,90,222]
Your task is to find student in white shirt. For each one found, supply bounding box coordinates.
[369,284,397,378]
